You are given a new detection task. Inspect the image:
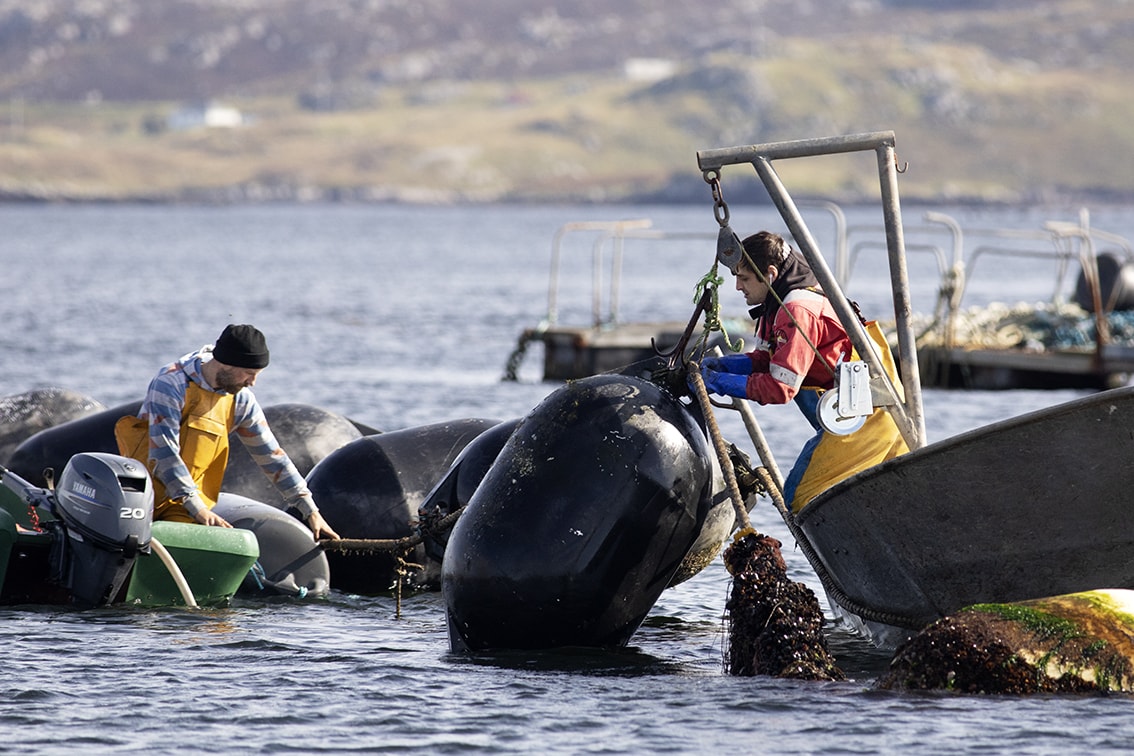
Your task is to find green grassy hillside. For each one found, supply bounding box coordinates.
[1,0,1131,204]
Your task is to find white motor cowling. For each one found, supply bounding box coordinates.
[53,452,153,607]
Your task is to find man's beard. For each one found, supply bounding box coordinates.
[212,368,246,394]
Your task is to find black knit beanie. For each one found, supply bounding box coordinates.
[212,324,270,369]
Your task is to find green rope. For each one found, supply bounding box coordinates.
[693,264,744,354]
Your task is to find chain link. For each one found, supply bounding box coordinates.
[703,169,730,227]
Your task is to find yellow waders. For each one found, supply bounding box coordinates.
[790,321,909,512]
[115,382,236,522]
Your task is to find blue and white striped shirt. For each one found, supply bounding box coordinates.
[140,346,317,519]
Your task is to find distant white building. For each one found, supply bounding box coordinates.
[167,101,244,130]
[623,58,677,82]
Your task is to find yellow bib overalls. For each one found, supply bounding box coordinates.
[115,382,236,522]
[789,321,909,512]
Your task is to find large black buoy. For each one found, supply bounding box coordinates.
[0,388,106,467]
[306,418,500,593]
[442,374,714,652]
[7,401,141,486]
[222,403,363,508]
[1076,251,1134,312]
[416,418,521,571]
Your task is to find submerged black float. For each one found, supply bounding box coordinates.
[307,418,501,593]
[0,389,106,466]
[6,401,139,486]
[416,419,522,570]
[442,374,718,652]
[222,403,363,508]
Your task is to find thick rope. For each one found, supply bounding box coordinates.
[686,360,754,535]
[317,505,466,554]
[318,508,460,619]
[394,555,424,619]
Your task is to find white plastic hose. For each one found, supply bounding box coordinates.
[149,536,199,608]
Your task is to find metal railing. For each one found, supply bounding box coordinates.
[697,131,927,451]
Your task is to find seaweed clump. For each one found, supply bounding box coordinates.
[878,604,1134,694]
[722,532,844,680]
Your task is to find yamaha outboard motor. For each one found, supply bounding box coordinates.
[52,452,153,608]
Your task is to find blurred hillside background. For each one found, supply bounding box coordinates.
[1,0,1132,204]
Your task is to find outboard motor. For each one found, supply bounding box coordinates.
[52,452,153,608]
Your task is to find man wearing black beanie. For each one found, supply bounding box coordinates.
[115,324,340,541]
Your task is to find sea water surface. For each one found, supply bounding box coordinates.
[2,201,1133,754]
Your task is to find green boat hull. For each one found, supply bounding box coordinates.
[126,521,259,607]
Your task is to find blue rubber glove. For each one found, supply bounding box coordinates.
[700,353,754,375]
[700,368,749,399]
